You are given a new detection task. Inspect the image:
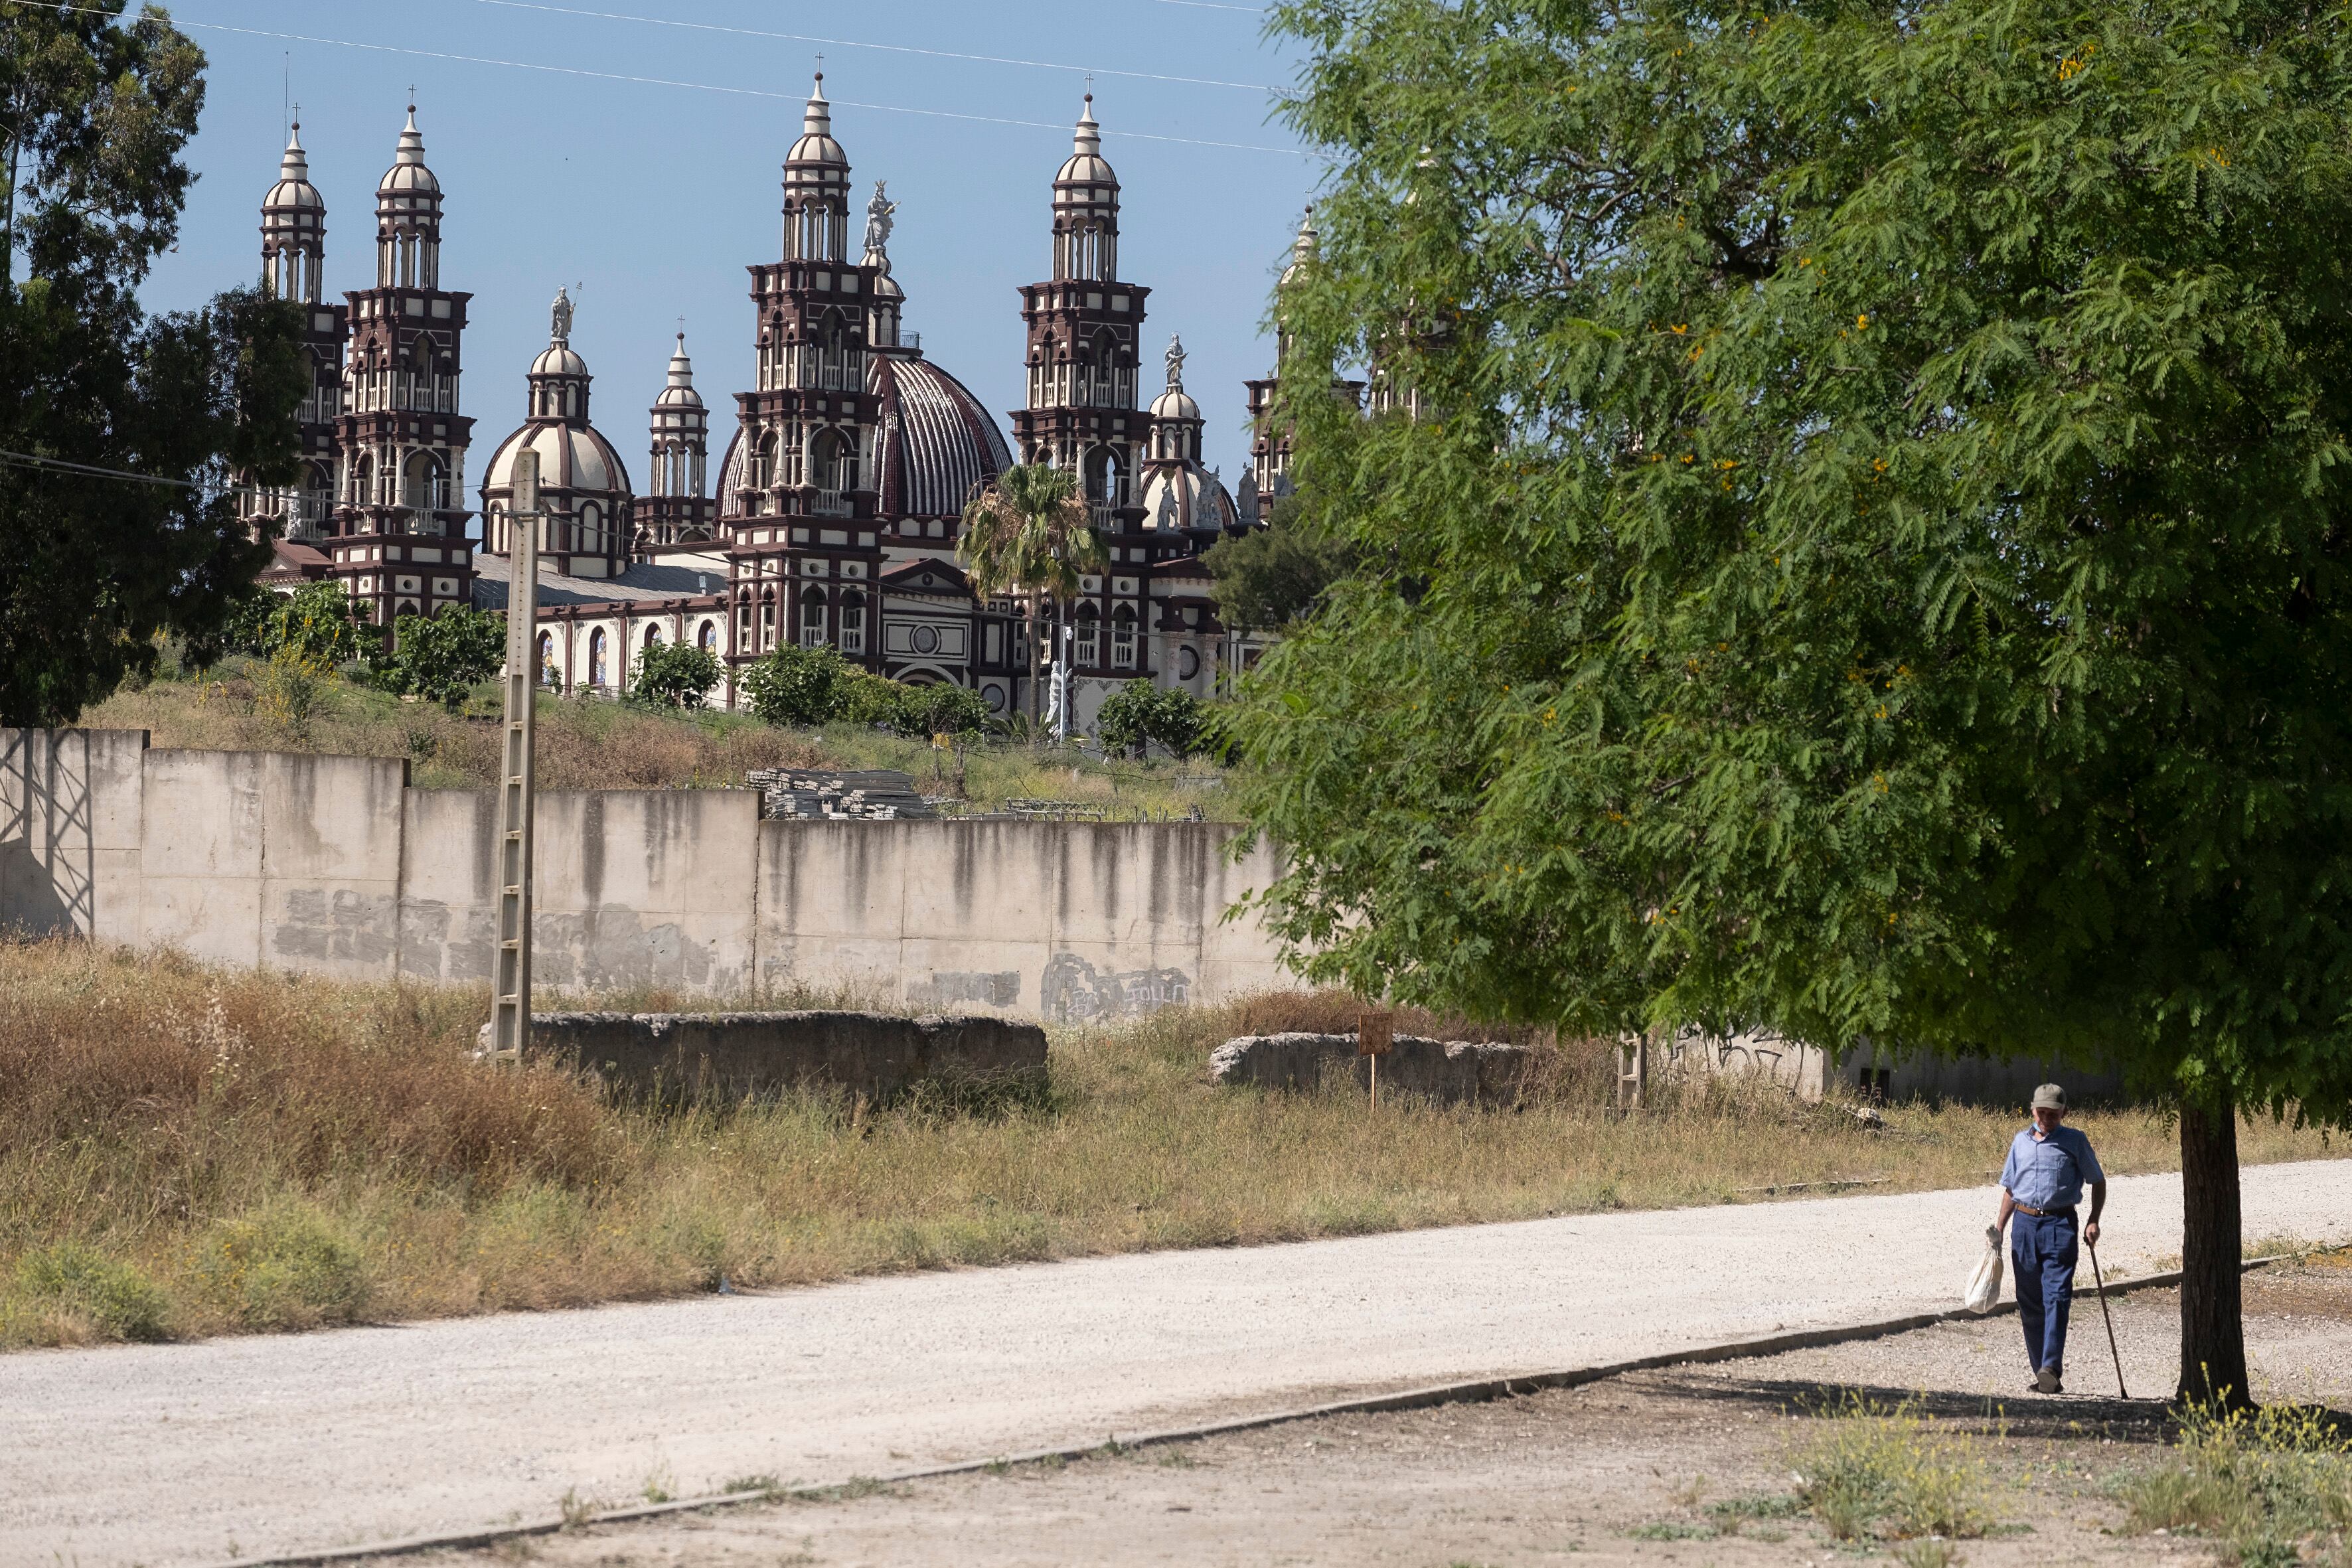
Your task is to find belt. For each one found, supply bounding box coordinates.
[2012,1202,2077,1218]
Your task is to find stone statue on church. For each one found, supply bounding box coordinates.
[864,183,897,256]
[550,285,574,345]
[1164,333,1185,392]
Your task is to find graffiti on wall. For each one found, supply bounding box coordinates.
[1041,953,1190,1023]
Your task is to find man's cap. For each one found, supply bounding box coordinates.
[2031,1083,2067,1111]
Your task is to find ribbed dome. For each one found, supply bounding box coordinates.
[655,335,702,408]
[264,125,323,212]
[484,422,631,497]
[378,106,441,195]
[1149,386,1201,422]
[1055,95,1117,190]
[717,350,1010,522]
[787,74,846,169]
[1140,463,1240,535]
[531,343,588,377]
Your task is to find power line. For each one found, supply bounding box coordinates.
[466,0,1284,94]
[21,1,1317,159]
[0,448,207,489]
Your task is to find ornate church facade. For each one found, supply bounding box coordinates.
[248,81,1304,728]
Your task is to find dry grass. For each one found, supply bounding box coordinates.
[0,939,2336,1350]
[84,661,1241,816]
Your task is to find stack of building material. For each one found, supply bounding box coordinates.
[745,769,938,821]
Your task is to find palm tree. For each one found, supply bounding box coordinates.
[958,463,1106,730]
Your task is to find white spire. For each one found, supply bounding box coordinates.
[1073,92,1100,158]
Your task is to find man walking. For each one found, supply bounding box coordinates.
[1994,1083,2108,1394]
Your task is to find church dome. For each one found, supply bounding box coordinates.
[716,349,1011,522]
[483,422,631,497]
[265,125,323,212]
[787,75,846,169]
[531,343,588,377]
[1139,463,1240,535]
[655,337,702,408]
[378,106,441,196]
[1148,385,1201,423]
[1055,95,1117,190]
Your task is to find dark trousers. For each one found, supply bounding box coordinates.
[2011,1208,2078,1373]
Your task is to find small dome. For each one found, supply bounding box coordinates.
[264,124,323,212]
[531,343,588,377]
[484,422,631,497]
[655,335,702,408]
[787,74,846,169]
[717,351,1012,521]
[1149,386,1201,423]
[1054,94,1117,190]
[1280,205,1317,286]
[378,106,441,196]
[1139,463,1240,536]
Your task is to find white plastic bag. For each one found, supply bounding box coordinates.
[1962,1225,2004,1314]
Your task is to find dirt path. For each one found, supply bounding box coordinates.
[463,1263,2352,1567]
[6,1159,2351,1567]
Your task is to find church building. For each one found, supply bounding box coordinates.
[246,81,1285,728]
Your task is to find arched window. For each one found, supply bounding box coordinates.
[752,432,777,506]
[759,588,776,649]
[799,586,828,648]
[1075,602,1101,668]
[698,619,718,655]
[580,502,602,556]
[589,629,608,690]
[1084,447,1125,510]
[644,623,662,649]
[1111,603,1137,670]
[537,631,557,688]
[838,589,866,657]
[808,428,849,500]
[350,453,374,506]
[666,441,686,496]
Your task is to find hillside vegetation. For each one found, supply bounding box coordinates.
[2,941,2334,1350]
[79,659,1240,817]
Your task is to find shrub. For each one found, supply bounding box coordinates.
[631,641,723,709]
[740,645,852,728]
[1794,1395,1988,1541]
[842,673,989,738]
[233,581,369,670]
[1095,682,1219,758]
[376,607,504,710]
[195,1203,370,1330]
[2117,1397,2352,1564]
[11,1242,171,1341]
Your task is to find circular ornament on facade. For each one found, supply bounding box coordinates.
[982,682,1008,713]
[911,623,940,656]
[1178,646,1200,680]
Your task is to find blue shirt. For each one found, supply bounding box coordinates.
[2001,1124,2106,1210]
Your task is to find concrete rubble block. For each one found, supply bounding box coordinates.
[1208,1032,1534,1108]
[477,1009,1049,1104]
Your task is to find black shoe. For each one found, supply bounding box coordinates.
[2035,1366,2062,1395]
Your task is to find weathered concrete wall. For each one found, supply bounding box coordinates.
[755,819,1293,1021]
[0,727,148,945]
[0,729,1300,1019]
[1209,1032,1535,1107]
[489,1010,1048,1101]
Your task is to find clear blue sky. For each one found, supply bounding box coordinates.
[139,0,1321,491]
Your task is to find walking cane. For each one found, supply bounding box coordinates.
[2086,1235,2128,1399]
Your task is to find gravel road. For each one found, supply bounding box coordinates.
[6,1158,2350,1567]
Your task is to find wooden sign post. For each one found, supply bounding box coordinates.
[1358,1008,1394,1111]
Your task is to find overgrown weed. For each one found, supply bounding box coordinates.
[2116,1397,2352,1566]
[1794,1393,1991,1541]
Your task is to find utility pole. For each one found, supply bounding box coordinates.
[489,449,542,1063]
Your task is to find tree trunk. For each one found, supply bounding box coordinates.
[2177,1099,2249,1408]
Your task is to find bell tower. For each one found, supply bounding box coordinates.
[248,121,345,542]
[331,104,475,624]
[635,334,713,550]
[724,74,884,668]
[1011,96,1148,536]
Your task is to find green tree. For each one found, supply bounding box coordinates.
[1250,0,2352,1405]
[1204,495,1352,633]
[740,643,851,728]
[0,3,307,724]
[631,639,722,709]
[376,608,502,711]
[958,464,1106,728]
[250,581,365,670]
[1095,682,1211,759]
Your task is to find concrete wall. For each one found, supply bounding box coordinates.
[0,729,1298,1020]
